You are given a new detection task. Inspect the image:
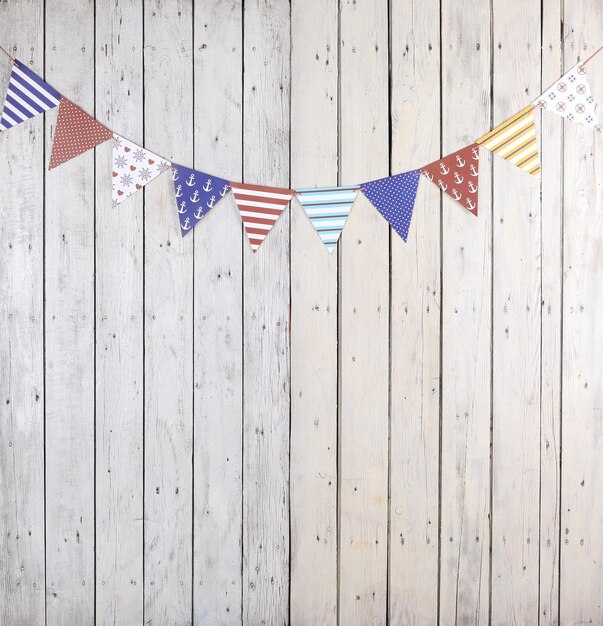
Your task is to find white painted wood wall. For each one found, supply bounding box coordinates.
[1,0,602,624]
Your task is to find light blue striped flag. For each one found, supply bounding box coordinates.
[0,59,61,133]
[295,185,360,253]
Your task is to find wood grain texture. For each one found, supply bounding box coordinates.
[143,2,194,624]
[439,1,492,623]
[2,2,603,624]
[490,1,542,623]
[338,1,390,624]
[289,0,338,624]
[560,3,603,623]
[241,1,291,623]
[539,2,563,624]
[388,0,441,622]
[192,1,243,623]
[94,2,144,623]
[0,3,46,624]
[44,2,96,623]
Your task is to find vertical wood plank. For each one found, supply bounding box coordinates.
[289,0,338,623]
[560,4,603,622]
[44,1,96,623]
[338,0,389,623]
[0,3,46,623]
[439,1,492,622]
[539,3,563,624]
[143,2,194,624]
[242,1,291,623]
[490,2,542,623]
[388,0,441,622]
[192,1,244,623]
[94,1,144,623]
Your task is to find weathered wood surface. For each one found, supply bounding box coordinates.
[192,1,243,624]
[388,0,441,622]
[439,1,492,623]
[1,0,602,624]
[0,4,46,625]
[290,0,338,624]
[95,1,144,623]
[490,2,542,624]
[44,2,96,624]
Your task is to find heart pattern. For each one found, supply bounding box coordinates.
[111,133,170,206]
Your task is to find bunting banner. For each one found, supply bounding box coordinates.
[533,62,600,130]
[421,143,480,215]
[112,134,170,206]
[172,164,230,236]
[0,58,61,133]
[230,182,294,252]
[1,42,602,251]
[476,105,541,177]
[49,97,112,170]
[295,185,359,253]
[361,170,421,242]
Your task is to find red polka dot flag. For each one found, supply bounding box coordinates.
[49,97,112,170]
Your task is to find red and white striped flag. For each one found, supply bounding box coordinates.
[230,182,294,252]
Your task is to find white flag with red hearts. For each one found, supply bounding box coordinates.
[111,134,171,206]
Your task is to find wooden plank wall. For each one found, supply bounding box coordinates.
[1,0,602,624]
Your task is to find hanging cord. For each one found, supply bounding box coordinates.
[579,45,603,71]
[0,44,14,62]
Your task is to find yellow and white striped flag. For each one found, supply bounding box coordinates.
[476,105,541,177]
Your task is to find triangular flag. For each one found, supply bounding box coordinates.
[112,134,171,206]
[295,185,359,253]
[361,170,421,242]
[49,97,112,170]
[172,164,231,236]
[0,59,61,133]
[533,62,600,130]
[421,144,480,215]
[230,182,294,252]
[476,105,541,177]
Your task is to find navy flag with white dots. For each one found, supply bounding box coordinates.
[361,170,421,242]
[171,163,231,237]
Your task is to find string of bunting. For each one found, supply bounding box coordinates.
[0,44,601,252]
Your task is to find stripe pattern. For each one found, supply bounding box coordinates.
[230,182,294,252]
[0,59,61,132]
[0,59,61,133]
[476,105,541,176]
[295,185,359,253]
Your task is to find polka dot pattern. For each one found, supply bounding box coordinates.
[361,170,421,242]
[49,97,112,170]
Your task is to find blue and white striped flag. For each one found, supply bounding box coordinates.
[0,59,61,133]
[295,185,360,253]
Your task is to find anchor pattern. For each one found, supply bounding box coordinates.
[361,170,421,242]
[421,143,480,216]
[112,134,170,205]
[0,58,61,133]
[533,62,600,130]
[49,97,113,170]
[171,163,230,237]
